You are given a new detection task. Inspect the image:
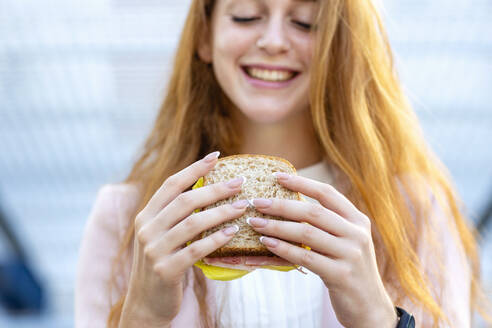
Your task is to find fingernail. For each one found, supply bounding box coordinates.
[260,236,278,247]
[223,225,239,236]
[272,172,290,181]
[246,217,267,227]
[226,176,246,188]
[232,199,249,209]
[253,198,272,208]
[204,151,220,163]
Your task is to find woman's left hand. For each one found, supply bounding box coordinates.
[247,172,398,328]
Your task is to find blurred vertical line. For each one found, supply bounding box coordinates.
[0,199,26,260]
[477,189,492,237]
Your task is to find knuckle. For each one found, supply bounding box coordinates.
[134,213,146,231]
[308,204,325,219]
[187,242,204,260]
[325,184,337,194]
[214,181,228,194]
[301,225,316,244]
[164,174,179,190]
[348,247,363,261]
[143,245,156,262]
[355,228,371,247]
[274,199,286,212]
[221,203,241,219]
[218,204,233,217]
[317,184,334,200]
[211,230,226,244]
[360,214,371,229]
[153,262,166,276]
[183,214,199,231]
[143,245,152,259]
[154,262,176,282]
[315,183,332,197]
[136,228,150,245]
[299,249,315,267]
[176,191,193,206]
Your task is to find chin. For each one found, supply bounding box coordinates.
[239,106,294,124]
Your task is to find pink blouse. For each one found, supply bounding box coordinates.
[75,161,471,327]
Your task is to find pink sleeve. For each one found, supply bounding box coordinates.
[395,184,472,327]
[75,184,211,327]
[74,184,137,328]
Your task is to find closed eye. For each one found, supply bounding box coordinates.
[232,16,313,31]
[294,21,312,30]
[231,16,259,23]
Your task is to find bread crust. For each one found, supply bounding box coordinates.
[194,154,302,258]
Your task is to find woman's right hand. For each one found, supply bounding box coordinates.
[119,151,248,327]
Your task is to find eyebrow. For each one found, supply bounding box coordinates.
[228,0,316,5]
[226,0,316,9]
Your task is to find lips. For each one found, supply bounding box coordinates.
[241,65,300,83]
[241,64,300,74]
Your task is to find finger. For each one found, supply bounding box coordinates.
[273,173,359,221]
[247,217,350,258]
[167,226,240,274]
[258,236,341,281]
[158,176,247,230]
[142,151,221,217]
[137,177,247,241]
[252,198,353,237]
[159,201,250,254]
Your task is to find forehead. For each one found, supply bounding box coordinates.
[223,0,317,9]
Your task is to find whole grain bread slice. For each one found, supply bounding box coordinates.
[195,154,302,258]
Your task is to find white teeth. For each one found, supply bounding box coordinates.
[246,67,295,82]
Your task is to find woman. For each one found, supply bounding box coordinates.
[75,0,491,327]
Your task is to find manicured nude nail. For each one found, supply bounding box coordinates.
[246,217,267,227]
[272,172,290,181]
[232,199,249,209]
[253,198,272,208]
[223,225,239,236]
[226,176,246,188]
[260,236,278,247]
[203,151,220,162]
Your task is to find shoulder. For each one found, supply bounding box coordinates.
[86,183,141,239]
[95,183,141,202]
[394,172,445,218]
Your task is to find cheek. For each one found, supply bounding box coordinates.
[213,24,256,62]
[292,33,314,66]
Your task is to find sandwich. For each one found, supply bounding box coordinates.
[188,154,310,281]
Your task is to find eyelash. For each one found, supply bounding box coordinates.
[231,16,312,30]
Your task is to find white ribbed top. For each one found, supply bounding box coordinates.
[213,159,335,328]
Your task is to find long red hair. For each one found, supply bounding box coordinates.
[106,0,492,327]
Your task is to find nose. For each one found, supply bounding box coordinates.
[256,15,291,55]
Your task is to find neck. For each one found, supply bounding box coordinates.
[236,109,324,170]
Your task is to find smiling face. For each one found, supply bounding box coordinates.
[198,0,318,124]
